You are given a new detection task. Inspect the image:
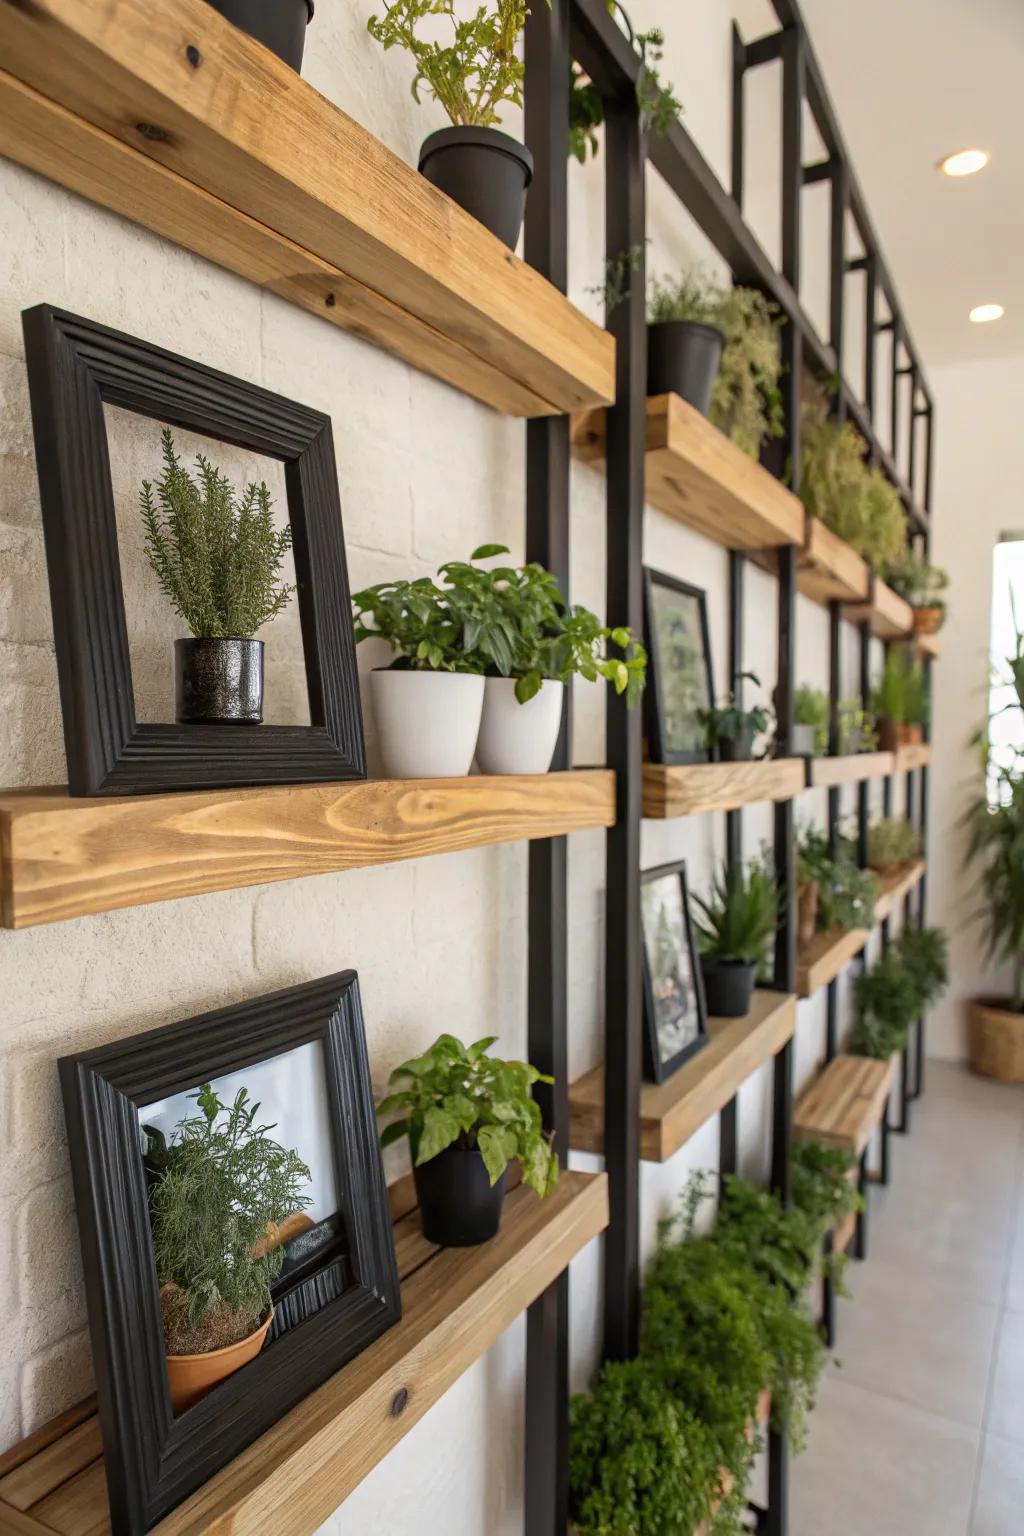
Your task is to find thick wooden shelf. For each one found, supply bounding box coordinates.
[793,1054,894,1156]
[843,577,914,640]
[797,926,869,998]
[808,752,895,788]
[571,394,804,550]
[569,990,796,1162]
[0,771,615,929]
[915,630,941,660]
[797,518,871,606]
[872,859,925,922]
[894,743,932,772]
[0,1172,608,1536]
[642,758,805,818]
[0,0,613,418]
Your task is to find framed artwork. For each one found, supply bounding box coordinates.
[60,972,400,1536]
[22,304,366,795]
[643,567,715,765]
[640,859,708,1082]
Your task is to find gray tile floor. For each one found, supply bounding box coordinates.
[792,1061,1024,1536]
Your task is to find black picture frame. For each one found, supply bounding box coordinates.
[60,972,400,1536]
[640,859,709,1082]
[643,567,715,765]
[22,304,366,796]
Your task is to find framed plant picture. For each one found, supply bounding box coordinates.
[643,567,715,764]
[640,859,708,1082]
[22,304,366,795]
[60,972,400,1536]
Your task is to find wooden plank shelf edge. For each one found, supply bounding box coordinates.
[808,752,895,787]
[0,1173,609,1536]
[871,859,925,922]
[793,1054,895,1157]
[569,991,797,1162]
[0,771,616,929]
[843,577,914,640]
[894,743,933,772]
[643,758,805,818]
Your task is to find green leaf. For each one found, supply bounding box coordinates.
[375,1091,412,1117]
[470,543,510,560]
[379,1120,410,1149]
[477,1125,517,1185]
[415,1105,461,1165]
[515,671,542,704]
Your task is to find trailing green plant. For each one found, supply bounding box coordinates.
[797,824,878,932]
[698,671,772,752]
[794,684,829,756]
[867,817,922,871]
[884,549,949,616]
[376,1033,558,1195]
[568,2,681,163]
[691,856,779,966]
[849,951,923,1059]
[895,925,948,1010]
[791,1140,863,1254]
[871,649,929,727]
[799,401,906,572]
[352,544,646,703]
[367,0,534,128]
[145,1084,311,1355]
[139,429,294,640]
[589,243,646,315]
[837,697,878,754]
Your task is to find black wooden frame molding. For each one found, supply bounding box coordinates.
[640,858,709,1084]
[22,304,366,796]
[59,971,400,1536]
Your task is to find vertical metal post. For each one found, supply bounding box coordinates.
[825,598,841,1060]
[857,623,871,869]
[890,316,901,462]
[864,253,878,424]
[731,23,746,206]
[853,1148,869,1260]
[727,549,745,868]
[602,84,646,1365]
[523,7,571,1528]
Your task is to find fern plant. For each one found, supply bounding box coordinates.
[849,952,923,1059]
[367,0,532,127]
[140,429,294,639]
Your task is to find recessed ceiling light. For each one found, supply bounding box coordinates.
[969,303,1005,324]
[939,148,990,177]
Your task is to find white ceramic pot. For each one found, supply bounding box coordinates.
[476,678,565,775]
[370,669,484,778]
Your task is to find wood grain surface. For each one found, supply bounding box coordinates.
[642,758,805,818]
[793,1054,894,1156]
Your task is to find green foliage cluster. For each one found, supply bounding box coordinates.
[849,929,949,1060]
[794,684,829,756]
[867,816,922,871]
[352,544,646,704]
[145,1085,311,1353]
[568,2,681,163]
[871,649,929,727]
[797,825,878,933]
[792,690,878,757]
[691,857,778,966]
[376,1033,558,1196]
[838,698,878,754]
[800,402,907,572]
[367,0,532,127]
[139,429,294,640]
[790,1140,863,1259]
[896,925,949,1010]
[885,549,949,616]
[699,671,772,753]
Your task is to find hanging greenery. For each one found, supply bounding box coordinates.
[800,400,907,571]
[568,2,681,163]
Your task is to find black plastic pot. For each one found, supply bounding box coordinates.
[413,1143,508,1247]
[204,0,314,72]
[418,127,534,249]
[647,320,725,414]
[716,729,755,763]
[175,638,264,724]
[700,957,757,1019]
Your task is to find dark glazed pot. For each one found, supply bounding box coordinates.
[175,638,264,725]
[413,1143,508,1247]
[418,126,534,249]
[700,957,757,1019]
[716,728,755,763]
[647,320,725,414]
[204,0,314,71]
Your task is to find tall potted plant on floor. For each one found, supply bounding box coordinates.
[691,857,778,1018]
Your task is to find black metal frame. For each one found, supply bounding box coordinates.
[22,305,366,797]
[640,858,709,1083]
[59,972,400,1536]
[642,567,716,765]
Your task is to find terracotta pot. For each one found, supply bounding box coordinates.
[968,997,1024,1083]
[165,1309,273,1414]
[877,719,923,752]
[912,605,944,636]
[797,881,818,947]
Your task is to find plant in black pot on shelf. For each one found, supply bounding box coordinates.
[140,429,295,726]
[205,0,314,72]
[377,1033,557,1246]
[367,0,537,248]
[698,671,771,762]
[691,856,778,1019]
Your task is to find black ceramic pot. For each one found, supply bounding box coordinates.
[647,320,725,414]
[716,729,754,763]
[418,126,534,249]
[700,957,757,1019]
[413,1143,508,1247]
[204,0,314,71]
[175,638,264,725]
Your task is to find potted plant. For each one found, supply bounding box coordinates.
[816,851,878,934]
[837,697,878,755]
[145,1084,311,1413]
[793,684,829,757]
[205,0,314,70]
[871,649,928,751]
[885,549,949,634]
[376,1033,558,1246]
[698,672,771,762]
[867,816,922,873]
[800,400,906,573]
[849,952,922,1060]
[691,857,778,1017]
[367,0,536,248]
[568,2,680,163]
[646,271,726,415]
[139,430,295,726]
[796,824,832,947]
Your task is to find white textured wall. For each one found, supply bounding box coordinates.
[0,0,906,1525]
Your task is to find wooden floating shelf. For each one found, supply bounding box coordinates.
[793,1053,894,1157]
[808,751,895,787]
[0,771,616,929]
[915,630,941,660]
[797,518,871,607]
[0,1172,608,1536]
[797,926,869,998]
[642,758,805,818]
[843,577,914,640]
[569,990,796,1162]
[894,742,932,772]
[872,858,925,922]
[0,0,614,419]
[571,393,804,551]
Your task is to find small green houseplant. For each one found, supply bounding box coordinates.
[698,671,772,761]
[794,685,829,757]
[569,2,681,163]
[691,857,778,1018]
[885,549,949,634]
[867,816,922,873]
[800,402,906,572]
[376,1033,557,1245]
[837,697,878,754]
[367,0,538,245]
[849,952,922,1060]
[145,1084,311,1411]
[140,429,294,726]
[871,650,928,751]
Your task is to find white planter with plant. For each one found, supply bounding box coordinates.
[477,677,564,774]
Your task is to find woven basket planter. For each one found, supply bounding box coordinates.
[969,998,1024,1083]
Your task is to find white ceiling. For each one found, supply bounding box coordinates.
[733,0,1024,368]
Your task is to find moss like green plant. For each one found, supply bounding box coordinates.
[849,952,923,1059]
[885,549,949,616]
[367,0,533,127]
[867,817,922,871]
[800,402,907,572]
[139,429,294,639]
